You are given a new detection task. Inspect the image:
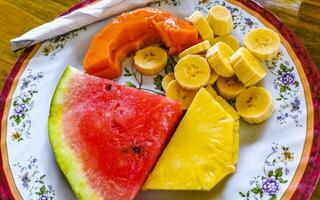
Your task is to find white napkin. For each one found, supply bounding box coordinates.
[11,0,157,51]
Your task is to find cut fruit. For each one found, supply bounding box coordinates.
[236,86,274,124]
[205,85,239,164]
[161,73,175,91]
[208,69,219,85]
[187,11,214,44]
[206,42,235,77]
[178,40,211,58]
[244,27,280,61]
[230,47,266,86]
[134,46,168,75]
[208,5,233,36]
[205,85,239,121]
[48,66,182,200]
[213,35,240,51]
[174,55,210,90]
[216,76,245,100]
[165,80,198,110]
[232,120,240,164]
[144,88,235,190]
[83,8,199,79]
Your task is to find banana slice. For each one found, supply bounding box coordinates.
[236,86,274,124]
[213,35,240,51]
[134,46,168,75]
[161,73,175,91]
[178,40,211,58]
[206,42,235,77]
[244,28,280,61]
[216,76,245,100]
[166,80,197,110]
[174,55,210,90]
[187,11,214,44]
[208,5,233,36]
[208,69,219,85]
[230,47,266,87]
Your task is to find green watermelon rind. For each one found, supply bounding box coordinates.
[48,66,101,200]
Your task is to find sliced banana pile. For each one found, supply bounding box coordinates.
[216,76,245,100]
[187,11,215,44]
[132,5,281,124]
[208,69,219,85]
[161,73,175,92]
[213,35,240,51]
[206,41,235,77]
[244,28,280,61]
[208,5,233,36]
[134,46,168,75]
[174,55,211,90]
[230,47,266,87]
[178,40,211,58]
[165,80,198,110]
[236,87,274,124]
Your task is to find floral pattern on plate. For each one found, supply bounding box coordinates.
[156,0,181,6]
[266,52,302,127]
[9,70,44,142]
[13,157,55,200]
[42,27,86,59]
[239,143,294,200]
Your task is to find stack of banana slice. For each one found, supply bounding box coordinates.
[133,5,280,125]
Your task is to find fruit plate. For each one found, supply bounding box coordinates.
[1,0,319,199]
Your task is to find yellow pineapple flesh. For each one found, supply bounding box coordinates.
[143,88,235,191]
[205,85,240,164]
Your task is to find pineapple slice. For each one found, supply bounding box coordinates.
[205,85,239,121]
[143,88,235,191]
[233,120,240,164]
[206,85,240,164]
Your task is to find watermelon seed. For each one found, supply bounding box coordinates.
[115,103,120,109]
[132,146,141,154]
[104,84,112,91]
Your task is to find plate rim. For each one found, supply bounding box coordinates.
[0,1,96,199]
[230,1,320,199]
[0,0,319,199]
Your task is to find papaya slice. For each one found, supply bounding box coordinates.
[94,34,161,78]
[83,8,200,79]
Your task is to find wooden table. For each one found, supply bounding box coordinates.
[0,0,319,199]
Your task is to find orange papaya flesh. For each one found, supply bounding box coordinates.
[83,8,200,79]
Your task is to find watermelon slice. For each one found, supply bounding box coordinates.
[48,66,182,200]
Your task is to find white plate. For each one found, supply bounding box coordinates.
[1,0,318,200]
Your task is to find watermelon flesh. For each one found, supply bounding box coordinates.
[48,66,182,200]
